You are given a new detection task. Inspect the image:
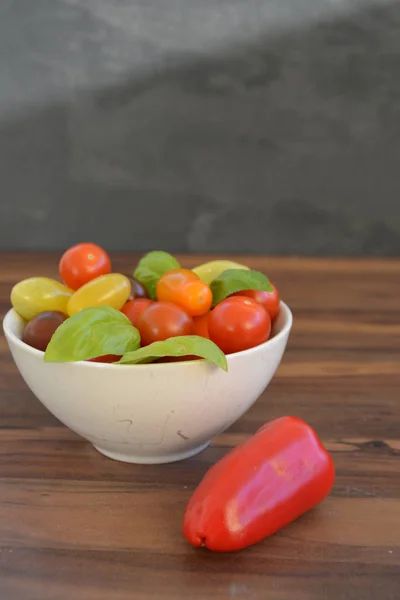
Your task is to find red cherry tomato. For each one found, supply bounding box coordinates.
[59,243,111,290]
[208,296,271,354]
[193,313,210,339]
[89,354,121,363]
[122,298,154,327]
[137,302,193,346]
[156,269,212,317]
[183,416,335,552]
[155,355,200,363]
[232,284,280,321]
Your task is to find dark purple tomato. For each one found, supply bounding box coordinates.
[23,311,66,352]
[127,277,149,300]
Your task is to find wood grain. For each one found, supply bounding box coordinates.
[0,253,399,600]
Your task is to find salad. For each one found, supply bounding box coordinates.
[10,243,280,369]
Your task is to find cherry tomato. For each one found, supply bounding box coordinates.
[192,260,250,285]
[193,313,210,339]
[67,274,131,316]
[89,354,121,363]
[156,269,212,317]
[127,278,149,300]
[156,355,200,363]
[59,243,111,290]
[122,298,154,327]
[11,277,72,320]
[137,302,193,346]
[22,311,66,351]
[232,284,280,321]
[208,296,271,354]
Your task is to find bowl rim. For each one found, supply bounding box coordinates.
[3,302,293,369]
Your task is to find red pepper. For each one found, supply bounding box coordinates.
[183,416,335,552]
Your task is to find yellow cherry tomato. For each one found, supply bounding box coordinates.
[192,260,250,286]
[67,273,131,316]
[11,277,73,321]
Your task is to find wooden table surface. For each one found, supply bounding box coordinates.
[0,253,399,600]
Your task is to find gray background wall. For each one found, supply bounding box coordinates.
[1,0,400,255]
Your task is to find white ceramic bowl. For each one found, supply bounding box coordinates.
[3,304,292,464]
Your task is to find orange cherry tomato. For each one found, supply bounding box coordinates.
[232,283,280,321]
[193,313,210,339]
[121,298,154,327]
[156,269,212,317]
[59,243,111,290]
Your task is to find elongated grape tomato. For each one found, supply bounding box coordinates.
[192,260,250,285]
[11,277,72,321]
[67,274,131,316]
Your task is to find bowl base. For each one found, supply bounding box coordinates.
[93,441,210,464]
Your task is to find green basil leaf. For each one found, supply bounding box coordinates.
[133,251,180,299]
[210,269,273,306]
[44,306,140,363]
[118,335,228,371]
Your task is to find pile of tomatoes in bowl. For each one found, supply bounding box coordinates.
[10,243,281,366]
